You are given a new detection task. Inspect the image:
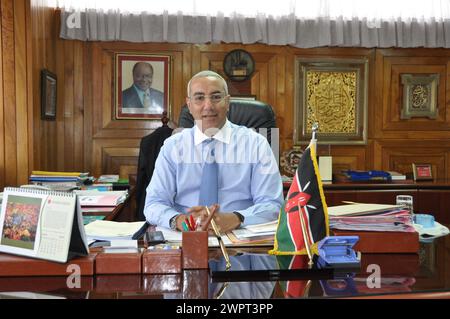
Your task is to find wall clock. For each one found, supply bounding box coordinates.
[223,49,255,82]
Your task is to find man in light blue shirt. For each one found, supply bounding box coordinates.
[144,70,283,233]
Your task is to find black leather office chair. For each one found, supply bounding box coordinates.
[178,99,277,145]
[135,114,173,221]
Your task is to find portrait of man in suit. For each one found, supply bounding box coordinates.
[122,62,164,113]
[116,54,170,119]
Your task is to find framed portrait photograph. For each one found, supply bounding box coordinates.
[412,163,433,181]
[40,69,57,120]
[115,53,170,120]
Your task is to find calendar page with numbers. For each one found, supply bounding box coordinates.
[0,187,88,263]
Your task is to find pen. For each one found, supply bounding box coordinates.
[201,205,218,231]
[195,216,201,231]
[182,221,189,232]
[189,215,196,231]
[206,206,231,270]
[184,217,193,231]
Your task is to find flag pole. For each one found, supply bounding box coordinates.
[298,122,319,267]
[298,204,314,267]
[310,122,319,152]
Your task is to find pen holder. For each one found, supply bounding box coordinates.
[182,231,208,269]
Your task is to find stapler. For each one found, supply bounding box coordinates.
[317,236,361,269]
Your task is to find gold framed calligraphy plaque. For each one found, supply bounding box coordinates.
[294,58,368,145]
[401,74,439,120]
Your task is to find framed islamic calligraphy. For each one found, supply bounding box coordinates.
[294,58,368,145]
[400,74,439,120]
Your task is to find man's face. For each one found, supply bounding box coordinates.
[133,63,153,91]
[186,76,229,134]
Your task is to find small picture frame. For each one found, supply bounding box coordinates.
[40,69,57,120]
[412,163,433,181]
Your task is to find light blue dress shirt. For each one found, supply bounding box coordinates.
[144,120,283,228]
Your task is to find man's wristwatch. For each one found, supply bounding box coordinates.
[169,214,180,231]
[233,211,245,224]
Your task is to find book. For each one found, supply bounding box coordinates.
[387,171,407,180]
[97,175,119,183]
[31,171,89,177]
[0,187,89,263]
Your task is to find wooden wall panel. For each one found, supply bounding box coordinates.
[0,0,33,188]
[2,0,18,186]
[0,1,4,188]
[376,50,450,140]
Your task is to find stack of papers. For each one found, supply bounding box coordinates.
[330,210,415,232]
[328,203,415,232]
[229,220,277,245]
[155,224,276,248]
[75,190,128,207]
[84,220,145,241]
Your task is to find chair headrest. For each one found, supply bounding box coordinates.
[178,99,276,130]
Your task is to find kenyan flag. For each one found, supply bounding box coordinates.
[269,144,329,255]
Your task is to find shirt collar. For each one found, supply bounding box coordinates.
[133,85,149,97]
[194,119,232,146]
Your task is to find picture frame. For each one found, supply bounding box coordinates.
[412,163,433,181]
[401,74,439,119]
[294,57,368,145]
[115,53,170,120]
[40,69,57,120]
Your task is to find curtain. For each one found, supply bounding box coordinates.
[58,0,450,48]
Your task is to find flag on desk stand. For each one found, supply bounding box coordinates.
[269,124,329,257]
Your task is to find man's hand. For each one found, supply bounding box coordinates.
[184,205,241,234]
[212,212,241,235]
[183,204,219,231]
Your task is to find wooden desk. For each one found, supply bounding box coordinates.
[0,235,449,299]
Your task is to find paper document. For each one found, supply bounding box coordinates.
[155,227,231,247]
[84,220,145,241]
[328,203,403,217]
[244,220,278,233]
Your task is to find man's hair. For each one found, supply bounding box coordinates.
[187,70,228,96]
[132,62,153,75]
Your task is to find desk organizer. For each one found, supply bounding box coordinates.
[182,231,208,269]
[95,252,142,274]
[332,229,419,253]
[0,253,96,277]
[142,248,182,274]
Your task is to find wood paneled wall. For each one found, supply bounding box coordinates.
[0,0,34,188]
[2,6,450,187]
